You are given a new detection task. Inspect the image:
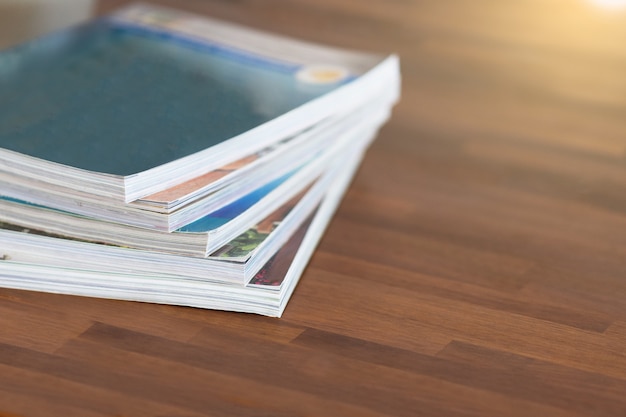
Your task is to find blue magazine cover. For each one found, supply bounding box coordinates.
[0,11,346,176]
[0,4,396,204]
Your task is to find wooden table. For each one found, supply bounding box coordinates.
[2,0,626,415]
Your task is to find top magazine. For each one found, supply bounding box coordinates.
[0,4,399,202]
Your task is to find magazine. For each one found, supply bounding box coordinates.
[0,3,399,204]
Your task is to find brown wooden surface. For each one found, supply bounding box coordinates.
[2,0,626,415]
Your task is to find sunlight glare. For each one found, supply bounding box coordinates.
[590,0,626,9]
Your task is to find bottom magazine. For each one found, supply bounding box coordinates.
[0,142,367,317]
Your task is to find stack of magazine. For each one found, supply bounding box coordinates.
[0,4,400,317]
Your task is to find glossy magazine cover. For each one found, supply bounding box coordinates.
[0,7,348,176]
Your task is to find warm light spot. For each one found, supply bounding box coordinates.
[296,65,349,84]
[590,0,626,9]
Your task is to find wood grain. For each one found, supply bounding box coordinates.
[1,0,626,415]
